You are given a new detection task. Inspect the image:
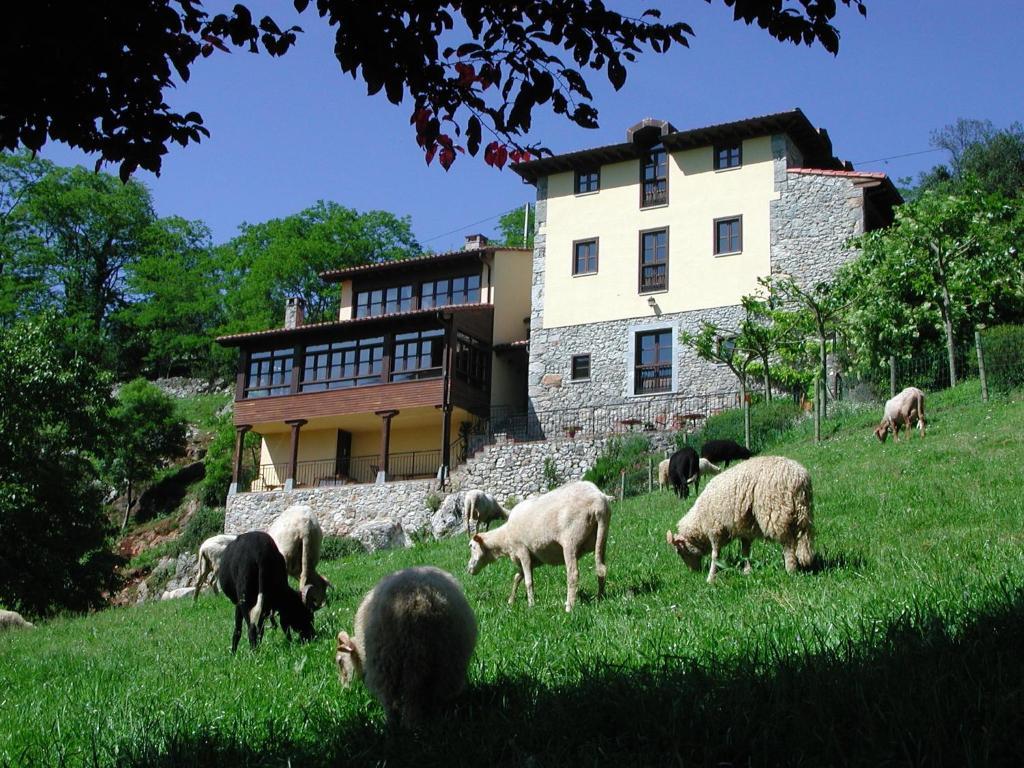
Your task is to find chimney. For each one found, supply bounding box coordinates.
[464,233,488,251]
[284,297,305,329]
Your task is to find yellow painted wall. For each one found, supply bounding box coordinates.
[491,249,532,344]
[338,279,354,320]
[541,135,777,328]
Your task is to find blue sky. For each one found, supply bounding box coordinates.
[41,2,1024,252]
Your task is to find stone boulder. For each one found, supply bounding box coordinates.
[430,491,466,539]
[161,586,195,601]
[352,520,410,552]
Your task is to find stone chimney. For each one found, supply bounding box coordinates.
[464,233,488,251]
[284,297,305,329]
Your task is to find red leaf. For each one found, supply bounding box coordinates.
[494,145,508,170]
[424,144,437,166]
[439,147,456,170]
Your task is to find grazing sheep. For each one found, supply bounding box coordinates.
[335,566,477,728]
[668,447,700,499]
[667,456,814,583]
[464,489,510,536]
[193,533,237,602]
[219,531,314,652]
[700,439,753,468]
[875,386,926,442]
[467,480,612,612]
[0,610,34,631]
[267,505,331,610]
[658,458,670,491]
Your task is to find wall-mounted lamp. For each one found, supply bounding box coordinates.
[647,296,662,316]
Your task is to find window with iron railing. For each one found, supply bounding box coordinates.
[639,228,668,293]
[391,328,445,381]
[634,329,672,394]
[245,348,294,397]
[641,146,668,207]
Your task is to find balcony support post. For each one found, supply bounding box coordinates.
[439,403,453,489]
[375,410,400,484]
[229,424,252,497]
[284,419,307,491]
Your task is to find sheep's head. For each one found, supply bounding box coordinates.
[874,422,890,443]
[467,534,495,575]
[666,530,704,572]
[301,574,332,611]
[281,592,315,642]
[335,630,363,685]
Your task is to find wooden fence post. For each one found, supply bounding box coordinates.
[813,377,821,444]
[619,469,626,502]
[976,327,989,402]
[648,457,653,494]
[889,355,897,398]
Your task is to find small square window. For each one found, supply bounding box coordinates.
[573,239,598,275]
[575,170,600,194]
[571,354,591,380]
[714,217,742,255]
[714,144,742,170]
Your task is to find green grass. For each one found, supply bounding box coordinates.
[3,383,1024,766]
[173,392,231,432]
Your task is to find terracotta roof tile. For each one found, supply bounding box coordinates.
[788,167,889,180]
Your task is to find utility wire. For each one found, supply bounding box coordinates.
[851,148,945,165]
[421,208,515,244]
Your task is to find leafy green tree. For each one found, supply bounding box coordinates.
[495,204,535,249]
[916,119,1024,199]
[845,190,1024,387]
[201,413,260,507]
[123,216,225,377]
[0,314,120,616]
[24,164,158,333]
[218,201,419,333]
[2,1,865,177]
[0,152,52,324]
[104,379,187,529]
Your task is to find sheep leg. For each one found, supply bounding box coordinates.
[594,513,609,600]
[521,558,536,607]
[740,539,752,575]
[194,556,209,603]
[563,548,580,612]
[707,539,720,584]
[782,539,798,573]
[508,565,523,605]
[231,604,245,654]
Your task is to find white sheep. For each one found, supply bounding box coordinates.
[0,609,34,631]
[667,456,815,583]
[464,489,509,536]
[875,386,926,442]
[467,480,612,612]
[193,533,237,602]
[268,505,331,610]
[335,566,477,728]
[658,459,670,491]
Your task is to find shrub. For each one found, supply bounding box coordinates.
[177,506,225,554]
[201,414,259,507]
[981,324,1024,392]
[320,536,365,561]
[677,400,803,454]
[543,456,560,490]
[425,492,442,514]
[583,434,651,493]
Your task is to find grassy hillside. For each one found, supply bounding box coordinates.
[2,382,1023,767]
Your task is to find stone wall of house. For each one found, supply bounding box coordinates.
[225,479,437,550]
[526,305,743,413]
[770,170,864,286]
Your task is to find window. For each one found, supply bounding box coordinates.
[453,332,490,389]
[391,329,444,381]
[572,239,598,275]
[575,170,600,194]
[714,143,742,170]
[354,285,413,318]
[245,348,294,398]
[639,228,668,293]
[421,273,481,309]
[300,337,384,391]
[571,354,591,381]
[714,216,742,255]
[640,146,668,207]
[634,330,672,394]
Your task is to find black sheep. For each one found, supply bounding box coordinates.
[700,439,752,468]
[667,447,701,499]
[219,531,314,652]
